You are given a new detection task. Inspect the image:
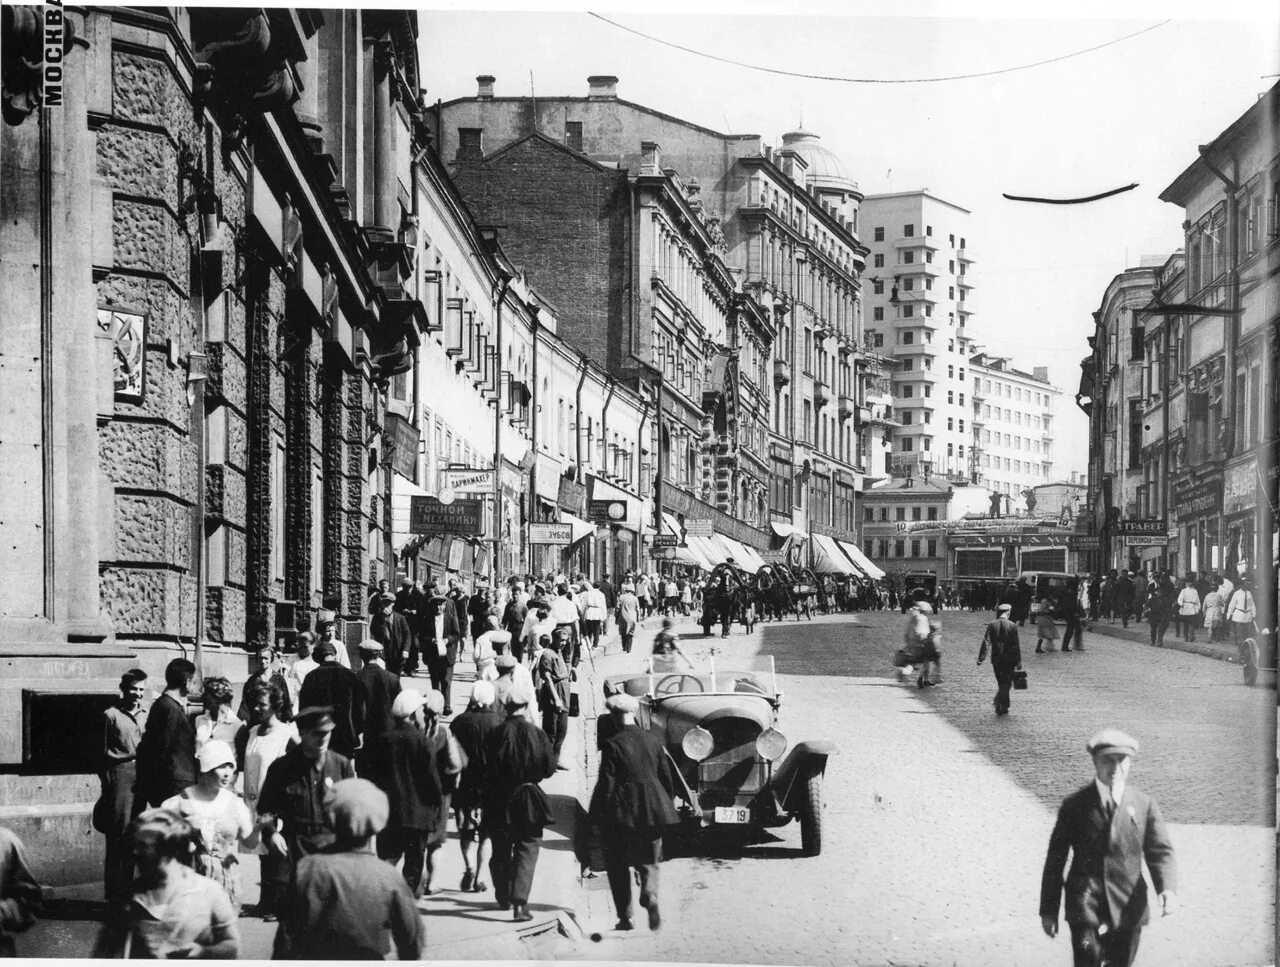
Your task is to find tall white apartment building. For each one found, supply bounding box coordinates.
[969,353,1060,511]
[860,191,977,484]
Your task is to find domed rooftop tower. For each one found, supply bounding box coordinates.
[779,128,862,233]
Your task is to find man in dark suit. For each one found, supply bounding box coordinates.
[298,641,367,759]
[371,594,414,678]
[424,583,463,715]
[1040,729,1177,967]
[134,658,197,808]
[977,603,1022,716]
[589,693,691,932]
[354,640,400,784]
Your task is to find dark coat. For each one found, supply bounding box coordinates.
[450,706,504,812]
[589,724,681,832]
[256,745,356,857]
[298,664,367,759]
[356,663,401,743]
[978,618,1022,668]
[237,669,295,723]
[502,599,528,639]
[449,590,469,636]
[1040,782,1177,930]
[424,594,462,663]
[134,693,196,808]
[483,716,556,833]
[370,611,414,668]
[368,721,450,834]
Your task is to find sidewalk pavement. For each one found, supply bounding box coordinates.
[1076,616,1244,664]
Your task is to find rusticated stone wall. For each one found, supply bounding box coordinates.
[97,43,203,647]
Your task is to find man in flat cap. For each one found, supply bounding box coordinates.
[482,684,557,922]
[1040,729,1177,967]
[272,778,423,960]
[977,602,1023,716]
[588,693,692,932]
[255,706,357,874]
[368,689,461,899]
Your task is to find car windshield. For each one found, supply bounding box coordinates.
[642,654,777,698]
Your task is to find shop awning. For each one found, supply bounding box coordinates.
[771,521,808,541]
[717,535,761,574]
[736,542,768,572]
[661,512,683,538]
[561,512,595,545]
[687,534,726,568]
[810,532,858,576]
[676,539,715,571]
[391,473,433,553]
[833,539,869,579]
[839,539,885,580]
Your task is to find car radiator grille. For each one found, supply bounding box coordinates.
[698,718,766,795]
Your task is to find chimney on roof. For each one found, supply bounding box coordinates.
[1033,366,1049,382]
[476,75,495,100]
[640,141,662,176]
[587,75,618,100]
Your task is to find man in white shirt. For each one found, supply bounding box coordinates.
[580,581,609,654]
[549,585,582,668]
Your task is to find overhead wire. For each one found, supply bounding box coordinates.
[588,13,1173,84]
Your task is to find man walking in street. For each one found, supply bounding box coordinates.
[977,603,1023,716]
[298,640,367,760]
[135,658,197,809]
[97,669,148,904]
[451,681,503,895]
[424,581,463,716]
[483,685,557,922]
[615,583,640,654]
[1040,729,1177,967]
[371,593,414,678]
[588,693,690,932]
[1115,570,1135,628]
[255,707,357,872]
[355,640,401,784]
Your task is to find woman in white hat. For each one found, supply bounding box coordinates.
[161,740,254,913]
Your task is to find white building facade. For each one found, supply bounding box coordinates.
[860,191,978,485]
[969,354,1060,513]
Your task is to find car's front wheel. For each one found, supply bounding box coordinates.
[799,771,823,856]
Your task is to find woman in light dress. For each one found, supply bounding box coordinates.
[239,679,298,920]
[161,740,254,913]
[193,677,242,753]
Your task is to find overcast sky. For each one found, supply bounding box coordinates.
[417,0,1279,479]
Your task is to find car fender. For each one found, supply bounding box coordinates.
[770,740,838,810]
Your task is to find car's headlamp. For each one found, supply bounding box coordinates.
[681,726,714,762]
[755,728,787,762]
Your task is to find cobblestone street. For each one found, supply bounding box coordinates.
[571,610,1276,967]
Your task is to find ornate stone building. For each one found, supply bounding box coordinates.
[0,6,423,881]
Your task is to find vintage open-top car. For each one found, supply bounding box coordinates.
[599,655,838,855]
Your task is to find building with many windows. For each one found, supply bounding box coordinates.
[431,76,872,562]
[860,191,978,484]
[969,354,1061,511]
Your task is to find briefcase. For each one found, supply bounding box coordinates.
[1013,669,1028,690]
[568,691,580,717]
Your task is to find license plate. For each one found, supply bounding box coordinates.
[713,806,751,824]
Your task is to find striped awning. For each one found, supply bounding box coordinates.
[839,539,885,580]
[810,533,858,576]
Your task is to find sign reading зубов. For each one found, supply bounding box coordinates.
[409,496,484,535]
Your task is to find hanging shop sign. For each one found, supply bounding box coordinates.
[1175,479,1222,523]
[558,476,587,517]
[386,413,420,481]
[588,499,629,524]
[443,468,495,494]
[529,523,573,545]
[683,518,713,537]
[409,496,484,536]
[1115,518,1166,536]
[1068,536,1100,551]
[1126,535,1170,547]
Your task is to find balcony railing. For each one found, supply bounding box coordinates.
[813,380,832,407]
[891,368,940,382]
[957,248,974,262]
[773,358,791,387]
[838,394,855,419]
[957,275,975,290]
[894,235,941,250]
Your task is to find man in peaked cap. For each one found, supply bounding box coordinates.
[1040,729,1177,967]
[977,603,1022,716]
